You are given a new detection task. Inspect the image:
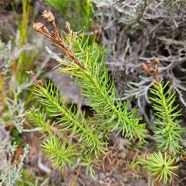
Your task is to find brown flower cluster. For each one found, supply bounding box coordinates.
[33,10,86,70]
[141,58,160,86]
[33,10,61,42]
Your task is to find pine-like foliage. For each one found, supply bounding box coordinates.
[151,82,183,154]
[133,60,184,185]
[28,82,107,169]
[58,30,148,144]
[135,82,183,184]
[29,10,148,172]
[135,151,178,184]
[31,11,185,183]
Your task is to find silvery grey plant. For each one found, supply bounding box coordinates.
[0,30,50,185]
[0,31,50,133]
[0,126,29,186]
[91,0,186,123]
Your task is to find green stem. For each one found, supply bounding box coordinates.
[17,0,31,83]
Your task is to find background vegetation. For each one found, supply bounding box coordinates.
[0,0,186,185]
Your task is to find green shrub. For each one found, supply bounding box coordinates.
[29,10,185,184]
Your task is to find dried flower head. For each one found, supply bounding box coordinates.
[154,58,160,65]
[141,63,148,71]
[42,10,55,23]
[33,22,51,37]
[33,22,44,32]
[65,22,71,32]
[33,10,86,70]
[26,70,35,78]
[142,59,160,85]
